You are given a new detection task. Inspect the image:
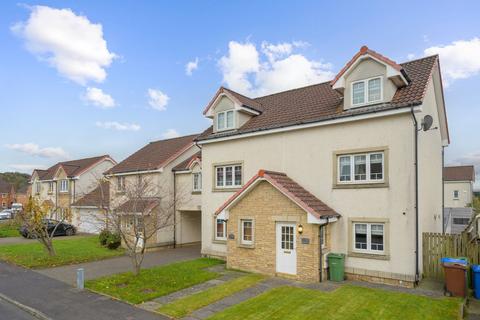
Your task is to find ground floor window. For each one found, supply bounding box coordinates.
[215,218,227,240]
[353,222,384,253]
[241,219,253,245]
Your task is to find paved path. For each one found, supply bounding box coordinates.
[37,244,201,285]
[0,261,165,320]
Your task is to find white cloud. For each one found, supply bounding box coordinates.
[84,87,115,108]
[218,40,333,96]
[12,5,116,85]
[5,143,69,159]
[407,53,416,60]
[185,57,199,76]
[95,121,140,131]
[9,164,45,173]
[161,129,180,139]
[148,89,170,111]
[424,38,480,86]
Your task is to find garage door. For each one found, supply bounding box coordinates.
[77,209,104,234]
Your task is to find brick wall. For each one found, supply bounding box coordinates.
[226,181,321,282]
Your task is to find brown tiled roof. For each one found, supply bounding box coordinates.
[197,55,438,142]
[0,179,12,194]
[444,166,475,182]
[35,155,114,181]
[215,169,340,219]
[172,151,202,172]
[107,134,198,175]
[115,198,159,214]
[72,182,110,208]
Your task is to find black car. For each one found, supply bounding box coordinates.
[19,219,76,238]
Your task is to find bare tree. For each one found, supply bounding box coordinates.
[18,197,72,256]
[90,175,181,275]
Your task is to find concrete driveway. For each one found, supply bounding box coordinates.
[37,244,201,285]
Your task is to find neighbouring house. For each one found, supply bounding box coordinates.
[105,135,200,249]
[71,182,110,233]
[196,46,449,287]
[0,178,14,209]
[13,184,30,208]
[30,155,117,221]
[443,165,476,234]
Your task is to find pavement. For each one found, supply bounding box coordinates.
[37,244,201,285]
[0,261,166,320]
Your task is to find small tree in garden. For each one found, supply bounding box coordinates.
[17,197,71,256]
[92,175,180,276]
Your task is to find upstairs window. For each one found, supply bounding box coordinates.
[48,182,54,193]
[193,172,202,192]
[59,179,69,193]
[453,190,459,199]
[117,176,126,192]
[338,152,384,184]
[217,110,235,131]
[351,77,382,107]
[35,182,41,194]
[215,164,242,189]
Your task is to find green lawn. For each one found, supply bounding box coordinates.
[86,258,224,304]
[0,236,124,268]
[208,286,461,320]
[0,221,20,238]
[158,273,266,318]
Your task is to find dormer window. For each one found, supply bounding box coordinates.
[351,77,382,107]
[217,110,235,131]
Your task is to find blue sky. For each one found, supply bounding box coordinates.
[1,1,480,188]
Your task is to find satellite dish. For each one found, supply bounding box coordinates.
[421,115,433,131]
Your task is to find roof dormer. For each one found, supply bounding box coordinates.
[331,46,410,110]
[203,87,263,133]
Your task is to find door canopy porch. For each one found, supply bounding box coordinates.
[215,169,340,224]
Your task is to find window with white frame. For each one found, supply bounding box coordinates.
[193,172,202,192]
[215,218,227,240]
[338,152,384,184]
[215,164,242,188]
[217,110,235,131]
[453,190,459,199]
[35,182,41,194]
[117,176,126,192]
[353,222,384,253]
[48,182,54,193]
[241,219,253,245]
[351,77,382,106]
[59,179,69,193]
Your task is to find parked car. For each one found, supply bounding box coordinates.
[0,210,13,220]
[11,203,23,213]
[19,219,77,238]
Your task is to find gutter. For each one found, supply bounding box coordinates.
[410,107,420,284]
[173,171,176,248]
[442,146,445,234]
[318,218,330,282]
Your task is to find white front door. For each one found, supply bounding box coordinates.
[276,222,297,275]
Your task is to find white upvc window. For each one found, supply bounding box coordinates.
[217,110,235,131]
[193,172,202,192]
[215,218,227,240]
[59,179,69,193]
[351,76,382,107]
[453,190,459,199]
[241,219,253,245]
[337,152,384,184]
[117,176,126,192]
[353,222,384,254]
[35,182,41,194]
[215,164,242,188]
[48,182,54,193]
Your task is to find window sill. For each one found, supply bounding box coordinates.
[333,182,388,189]
[212,188,242,193]
[192,191,202,195]
[348,251,389,260]
[238,243,255,249]
[213,239,227,244]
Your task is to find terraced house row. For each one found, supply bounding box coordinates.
[32,46,452,288]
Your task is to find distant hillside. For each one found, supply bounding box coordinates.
[0,172,30,192]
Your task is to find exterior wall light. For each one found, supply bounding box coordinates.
[298,224,304,234]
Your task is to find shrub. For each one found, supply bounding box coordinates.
[99,229,112,246]
[106,233,121,250]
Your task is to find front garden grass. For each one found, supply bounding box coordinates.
[0,235,124,268]
[158,273,266,318]
[207,285,461,320]
[0,221,20,238]
[86,258,224,304]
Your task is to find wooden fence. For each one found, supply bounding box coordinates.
[423,232,480,279]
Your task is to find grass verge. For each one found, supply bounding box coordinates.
[158,273,265,318]
[207,285,462,320]
[86,258,224,304]
[0,235,124,268]
[0,221,20,238]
